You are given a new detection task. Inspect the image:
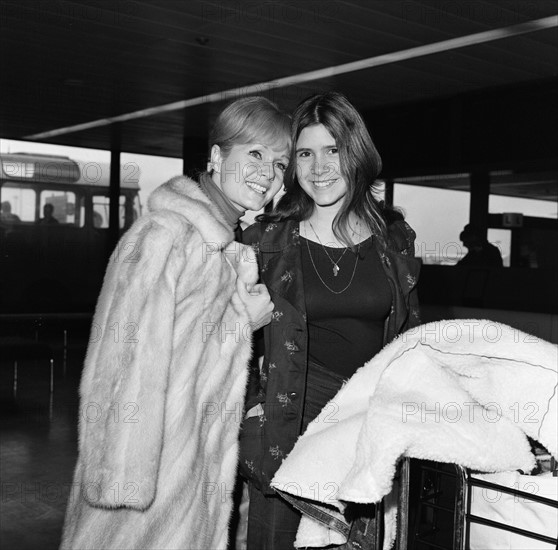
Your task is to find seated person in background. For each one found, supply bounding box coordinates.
[38,203,59,224]
[1,201,21,223]
[457,223,503,267]
[93,211,104,227]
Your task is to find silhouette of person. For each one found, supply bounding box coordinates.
[457,223,503,267]
[93,211,104,228]
[38,203,59,224]
[1,201,21,223]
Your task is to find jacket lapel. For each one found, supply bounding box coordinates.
[381,247,421,339]
[259,220,307,318]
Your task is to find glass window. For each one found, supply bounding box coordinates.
[39,190,77,224]
[77,197,86,228]
[489,170,557,219]
[487,228,510,267]
[489,170,557,268]
[93,196,109,228]
[132,194,141,223]
[119,195,126,229]
[0,138,116,314]
[121,152,182,212]
[489,194,557,219]
[93,195,132,229]
[393,175,470,265]
[1,185,36,222]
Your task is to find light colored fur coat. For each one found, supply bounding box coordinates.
[61,176,258,550]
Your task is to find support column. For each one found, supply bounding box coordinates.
[384,178,394,208]
[469,170,490,237]
[109,128,121,253]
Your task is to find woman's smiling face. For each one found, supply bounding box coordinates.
[212,142,289,213]
[295,123,348,211]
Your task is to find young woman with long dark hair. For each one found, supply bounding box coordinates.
[240,91,421,549]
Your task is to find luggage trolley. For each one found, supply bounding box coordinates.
[461,465,557,550]
[408,452,557,550]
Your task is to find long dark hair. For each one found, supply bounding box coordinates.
[260,91,387,248]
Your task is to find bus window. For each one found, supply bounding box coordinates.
[93,196,109,228]
[75,196,85,227]
[119,195,126,229]
[0,186,36,222]
[40,190,77,224]
[133,194,141,222]
[93,195,130,229]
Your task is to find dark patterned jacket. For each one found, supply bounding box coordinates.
[241,218,421,494]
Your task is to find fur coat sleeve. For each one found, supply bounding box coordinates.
[79,215,180,509]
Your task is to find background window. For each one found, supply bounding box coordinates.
[394,176,470,265]
[489,170,557,268]
[92,196,109,228]
[121,152,182,209]
[489,170,557,219]
[487,228,511,267]
[1,186,36,222]
[489,195,557,219]
[40,190,77,224]
[93,195,132,229]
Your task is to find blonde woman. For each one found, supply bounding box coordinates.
[61,97,290,550]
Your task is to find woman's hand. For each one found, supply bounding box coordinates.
[237,278,274,331]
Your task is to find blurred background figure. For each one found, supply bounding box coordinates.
[1,201,21,223]
[38,203,59,224]
[92,211,104,228]
[457,223,503,267]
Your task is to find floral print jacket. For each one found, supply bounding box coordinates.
[241,218,421,494]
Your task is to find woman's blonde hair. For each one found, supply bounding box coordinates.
[209,96,291,159]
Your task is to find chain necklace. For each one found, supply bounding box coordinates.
[307,220,348,276]
[303,221,361,294]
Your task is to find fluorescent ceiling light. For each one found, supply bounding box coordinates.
[26,16,557,140]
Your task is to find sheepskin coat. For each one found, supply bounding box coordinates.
[61,176,258,550]
[271,319,557,549]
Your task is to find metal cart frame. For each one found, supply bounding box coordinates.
[407,459,557,550]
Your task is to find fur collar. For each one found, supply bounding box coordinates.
[147,175,233,245]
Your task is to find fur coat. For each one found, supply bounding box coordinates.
[61,176,258,549]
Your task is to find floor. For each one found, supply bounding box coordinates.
[1,321,88,550]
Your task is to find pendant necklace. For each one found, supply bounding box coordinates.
[303,221,361,295]
[307,220,348,276]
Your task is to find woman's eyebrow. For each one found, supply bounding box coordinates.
[255,143,290,158]
[296,144,336,152]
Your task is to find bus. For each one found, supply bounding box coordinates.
[0,152,141,313]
